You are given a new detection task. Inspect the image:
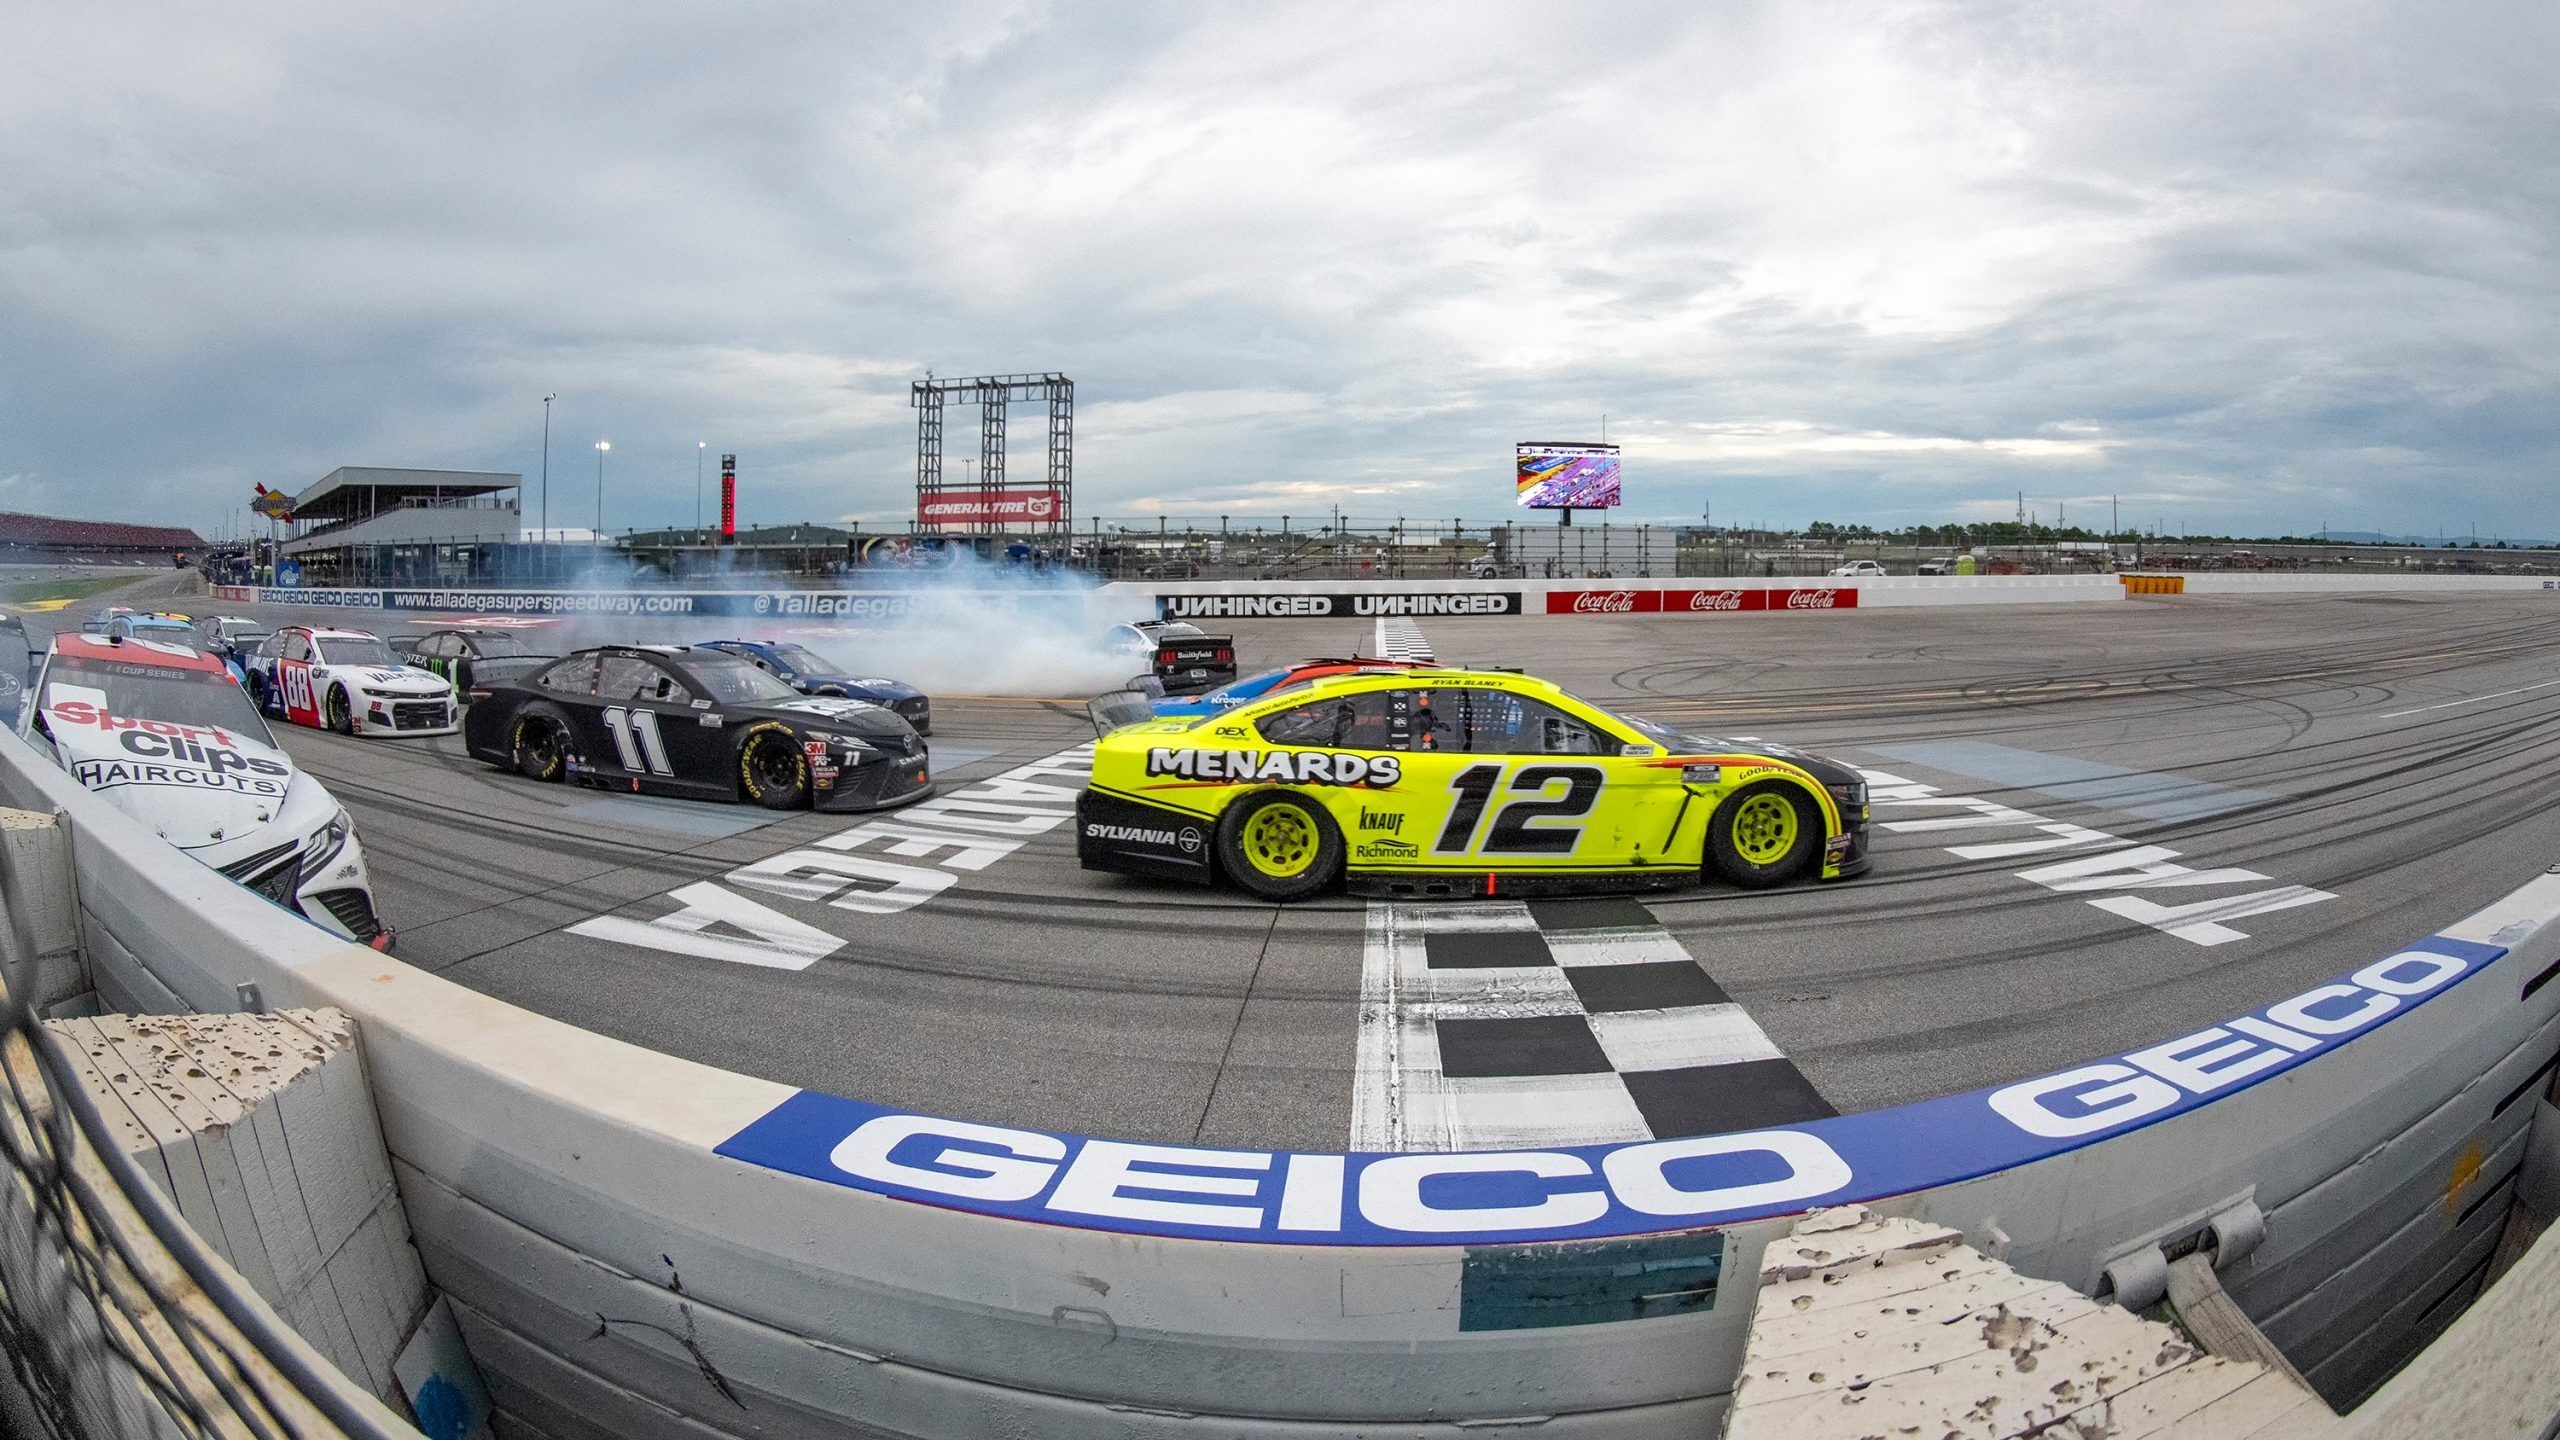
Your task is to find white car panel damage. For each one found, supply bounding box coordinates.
[23,634,392,947]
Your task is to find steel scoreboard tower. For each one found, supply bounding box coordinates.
[911,373,1074,535]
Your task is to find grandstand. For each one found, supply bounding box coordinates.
[0,510,206,563]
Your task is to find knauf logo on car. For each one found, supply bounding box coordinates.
[1786,589,1842,609]
[1571,591,1639,614]
[1689,589,1747,612]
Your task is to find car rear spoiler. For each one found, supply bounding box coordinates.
[1087,687,1158,737]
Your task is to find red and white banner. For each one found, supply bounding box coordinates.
[917,488,1065,525]
[1551,588,1661,614]
[1544,586,1858,615]
[1659,587,1767,613]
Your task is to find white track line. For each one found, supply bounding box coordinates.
[2379,677,2560,718]
[1371,617,1435,662]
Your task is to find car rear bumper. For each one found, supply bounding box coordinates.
[1153,665,1238,697]
[1076,789,1215,884]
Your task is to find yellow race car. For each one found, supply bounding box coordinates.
[1078,666,1872,900]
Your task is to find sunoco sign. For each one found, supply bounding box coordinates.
[1155,592,1522,620]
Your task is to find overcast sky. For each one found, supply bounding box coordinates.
[2,2,2553,541]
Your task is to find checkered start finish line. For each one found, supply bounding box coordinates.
[713,875,2560,1244]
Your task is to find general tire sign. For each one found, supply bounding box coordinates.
[1155,592,1523,620]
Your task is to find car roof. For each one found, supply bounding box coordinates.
[292,626,382,640]
[1268,666,1552,704]
[50,632,229,674]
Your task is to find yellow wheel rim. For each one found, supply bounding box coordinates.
[1241,802,1318,878]
[1731,792,1798,865]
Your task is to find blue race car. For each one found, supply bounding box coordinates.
[1146,657,1437,718]
[695,639,931,735]
[105,613,248,684]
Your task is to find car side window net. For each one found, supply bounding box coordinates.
[595,656,664,700]
[1414,688,1602,756]
[539,657,600,694]
[1255,691,1400,749]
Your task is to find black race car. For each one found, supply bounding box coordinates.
[395,627,560,703]
[464,645,933,811]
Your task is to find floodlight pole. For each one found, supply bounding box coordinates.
[540,394,555,537]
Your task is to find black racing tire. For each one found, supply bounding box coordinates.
[1706,780,1820,889]
[737,727,810,810]
[325,686,355,735]
[245,672,271,714]
[511,707,571,782]
[1215,790,1343,902]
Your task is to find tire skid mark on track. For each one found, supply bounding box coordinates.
[258,590,2560,1140]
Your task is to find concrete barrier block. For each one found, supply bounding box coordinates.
[43,1007,430,1405]
[0,807,87,1013]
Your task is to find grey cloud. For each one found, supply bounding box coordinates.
[0,0,2553,540]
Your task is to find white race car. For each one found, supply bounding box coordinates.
[25,632,392,947]
[246,625,459,737]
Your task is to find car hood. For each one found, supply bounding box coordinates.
[752,695,917,741]
[808,674,921,701]
[46,710,297,849]
[323,665,449,695]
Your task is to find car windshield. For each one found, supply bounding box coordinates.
[769,643,839,674]
[318,637,399,667]
[683,653,801,704]
[40,655,274,744]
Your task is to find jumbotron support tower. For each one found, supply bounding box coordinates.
[911,373,1074,535]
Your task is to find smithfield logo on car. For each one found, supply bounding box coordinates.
[1145,748,1402,786]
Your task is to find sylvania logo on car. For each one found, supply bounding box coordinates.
[1145,747,1402,786]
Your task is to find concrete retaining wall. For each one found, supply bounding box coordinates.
[4,716,2555,1431]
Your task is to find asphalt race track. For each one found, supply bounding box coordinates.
[35,582,2560,1155]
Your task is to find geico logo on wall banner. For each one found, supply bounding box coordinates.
[1156,592,1522,620]
[714,929,2512,1245]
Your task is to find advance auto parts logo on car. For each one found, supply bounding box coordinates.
[1146,747,1402,786]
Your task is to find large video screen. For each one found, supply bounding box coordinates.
[1515,443,1621,509]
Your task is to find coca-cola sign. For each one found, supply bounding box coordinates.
[1660,588,1769,613]
[1778,587,1857,610]
[1550,589,1659,614]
